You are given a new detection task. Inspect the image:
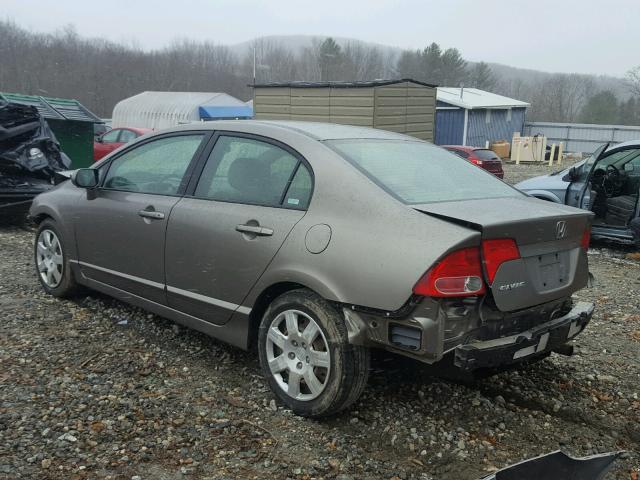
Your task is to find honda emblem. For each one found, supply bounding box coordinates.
[555,221,567,239]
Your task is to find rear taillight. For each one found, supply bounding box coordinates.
[581,228,591,250]
[469,156,484,166]
[481,238,520,284]
[413,247,486,297]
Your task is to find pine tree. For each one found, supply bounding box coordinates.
[318,37,343,81]
[469,62,496,91]
[579,90,619,124]
[440,48,467,86]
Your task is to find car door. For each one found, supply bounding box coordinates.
[165,132,313,324]
[75,132,208,304]
[566,143,608,208]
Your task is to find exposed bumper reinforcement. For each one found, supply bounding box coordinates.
[455,301,594,371]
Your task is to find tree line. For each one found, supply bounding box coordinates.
[1,20,638,126]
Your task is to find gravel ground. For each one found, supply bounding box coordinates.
[1,164,639,480]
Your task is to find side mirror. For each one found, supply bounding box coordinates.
[71,168,99,189]
[95,136,103,143]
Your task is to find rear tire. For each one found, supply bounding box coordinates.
[34,219,79,298]
[258,289,370,417]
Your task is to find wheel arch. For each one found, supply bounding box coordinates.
[31,212,54,224]
[246,281,321,350]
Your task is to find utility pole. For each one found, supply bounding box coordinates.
[252,44,256,112]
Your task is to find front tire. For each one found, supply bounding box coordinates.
[258,289,370,417]
[34,220,78,297]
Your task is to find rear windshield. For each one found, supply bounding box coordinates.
[327,139,520,204]
[473,149,500,161]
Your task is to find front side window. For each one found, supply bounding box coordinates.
[101,129,120,143]
[103,134,204,195]
[119,129,138,143]
[194,135,312,208]
[328,139,520,204]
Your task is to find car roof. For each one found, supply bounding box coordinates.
[607,139,640,151]
[168,120,417,141]
[442,145,488,152]
[118,127,152,134]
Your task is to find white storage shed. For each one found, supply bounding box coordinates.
[112,91,252,130]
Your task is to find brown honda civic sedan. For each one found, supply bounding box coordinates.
[30,120,595,417]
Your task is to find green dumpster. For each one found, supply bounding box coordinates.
[0,92,102,168]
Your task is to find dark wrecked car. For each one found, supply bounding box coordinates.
[0,100,70,221]
[31,121,595,417]
[481,450,621,480]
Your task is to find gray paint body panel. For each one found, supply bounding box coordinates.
[30,120,593,357]
[165,198,305,324]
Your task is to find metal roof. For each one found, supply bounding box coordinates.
[112,91,249,129]
[0,92,101,122]
[252,78,437,88]
[437,87,529,109]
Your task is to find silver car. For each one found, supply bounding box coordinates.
[516,141,640,245]
[31,121,595,417]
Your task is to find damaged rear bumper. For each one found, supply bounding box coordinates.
[455,301,594,371]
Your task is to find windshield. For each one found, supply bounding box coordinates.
[327,139,521,204]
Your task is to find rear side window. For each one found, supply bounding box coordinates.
[473,149,500,161]
[328,139,519,204]
[284,164,312,209]
[103,134,204,195]
[445,148,469,159]
[194,135,312,209]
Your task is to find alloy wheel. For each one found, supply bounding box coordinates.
[265,309,331,401]
[36,229,63,288]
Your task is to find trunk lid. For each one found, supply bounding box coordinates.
[413,196,593,312]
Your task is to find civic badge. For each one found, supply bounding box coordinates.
[555,221,567,239]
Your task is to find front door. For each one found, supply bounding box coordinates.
[165,133,314,324]
[566,143,608,208]
[76,133,207,303]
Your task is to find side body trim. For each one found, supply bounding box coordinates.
[71,259,252,315]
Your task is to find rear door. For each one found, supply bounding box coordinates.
[165,133,313,324]
[76,132,208,303]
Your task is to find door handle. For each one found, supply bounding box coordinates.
[236,224,273,236]
[138,209,165,220]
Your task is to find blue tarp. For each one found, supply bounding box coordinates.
[199,106,253,120]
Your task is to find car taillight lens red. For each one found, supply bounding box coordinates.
[413,247,486,297]
[469,157,483,166]
[581,228,591,250]
[481,238,520,284]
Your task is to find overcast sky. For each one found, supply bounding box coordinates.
[4,0,639,76]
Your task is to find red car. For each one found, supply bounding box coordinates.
[93,127,151,162]
[443,146,504,179]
